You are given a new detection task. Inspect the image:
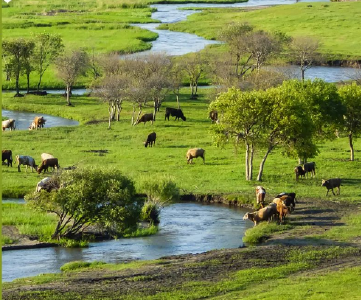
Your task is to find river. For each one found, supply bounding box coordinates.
[2,202,253,282]
[2,110,79,130]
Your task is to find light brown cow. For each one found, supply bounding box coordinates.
[255,186,266,208]
[29,116,46,130]
[243,203,277,226]
[2,119,16,131]
[186,148,205,164]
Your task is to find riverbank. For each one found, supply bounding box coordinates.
[3,196,360,299]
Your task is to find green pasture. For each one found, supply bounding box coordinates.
[162,2,361,60]
[2,88,361,203]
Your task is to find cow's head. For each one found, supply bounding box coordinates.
[181,115,186,121]
[321,179,328,187]
[243,212,254,221]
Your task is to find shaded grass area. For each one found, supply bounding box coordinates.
[163,2,361,60]
[2,89,361,203]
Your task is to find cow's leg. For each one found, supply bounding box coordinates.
[326,189,329,196]
[18,164,21,172]
[202,155,205,164]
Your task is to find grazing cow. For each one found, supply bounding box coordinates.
[16,155,37,172]
[41,153,55,162]
[2,150,13,167]
[186,148,205,164]
[37,158,59,174]
[303,162,316,178]
[165,107,186,121]
[209,110,218,123]
[2,119,16,131]
[29,116,46,130]
[294,166,306,181]
[255,186,266,208]
[243,203,277,226]
[36,177,54,192]
[135,113,154,125]
[144,132,156,148]
[321,178,342,196]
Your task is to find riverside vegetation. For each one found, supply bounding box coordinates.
[1,0,361,298]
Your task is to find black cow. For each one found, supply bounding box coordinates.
[2,150,13,167]
[144,132,157,148]
[165,107,186,121]
[294,166,306,181]
[303,162,316,178]
[135,113,154,125]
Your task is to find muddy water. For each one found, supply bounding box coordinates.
[2,110,79,130]
[2,202,253,282]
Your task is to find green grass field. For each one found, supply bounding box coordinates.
[2,88,361,203]
[162,2,361,60]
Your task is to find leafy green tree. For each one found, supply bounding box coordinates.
[338,83,361,161]
[33,33,64,91]
[25,168,143,239]
[3,39,35,96]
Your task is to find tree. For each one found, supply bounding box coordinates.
[181,52,206,99]
[25,168,143,239]
[33,33,64,91]
[55,50,89,106]
[338,83,361,161]
[169,60,184,108]
[210,88,267,181]
[3,39,35,96]
[289,36,320,81]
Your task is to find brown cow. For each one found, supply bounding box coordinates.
[209,110,218,123]
[135,113,154,125]
[186,148,205,164]
[255,186,266,208]
[2,150,13,167]
[243,203,277,226]
[29,116,46,130]
[37,158,59,174]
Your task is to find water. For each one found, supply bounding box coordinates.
[2,89,89,95]
[2,110,79,130]
[127,0,359,83]
[2,202,253,282]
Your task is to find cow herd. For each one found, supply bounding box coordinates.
[2,150,59,175]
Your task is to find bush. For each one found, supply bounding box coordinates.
[60,261,106,272]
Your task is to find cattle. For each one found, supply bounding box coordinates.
[2,119,16,131]
[135,113,154,125]
[321,178,342,196]
[303,162,316,178]
[273,194,295,213]
[2,150,13,167]
[144,132,156,148]
[243,203,277,226]
[16,155,37,172]
[165,107,186,121]
[37,158,60,174]
[29,116,46,130]
[255,186,266,208]
[41,153,55,162]
[272,198,289,223]
[209,110,218,123]
[275,192,296,204]
[36,177,60,192]
[294,166,306,181]
[186,148,205,164]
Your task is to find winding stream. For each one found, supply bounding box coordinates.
[2,202,253,282]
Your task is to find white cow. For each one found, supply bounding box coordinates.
[2,119,16,131]
[41,153,55,162]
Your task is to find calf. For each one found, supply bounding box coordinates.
[294,166,306,181]
[209,110,218,123]
[2,150,13,167]
[144,132,157,148]
[135,113,154,125]
[2,119,16,131]
[243,203,277,226]
[321,178,341,196]
[303,162,316,178]
[186,148,205,164]
[16,155,37,172]
[165,107,186,121]
[255,186,266,208]
[37,158,60,174]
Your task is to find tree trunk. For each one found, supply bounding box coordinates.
[26,73,30,93]
[131,105,136,125]
[176,94,180,109]
[37,74,43,91]
[153,100,158,121]
[66,84,72,106]
[249,143,254,180]
[134,106,142,125]
[349,132,354,161]
[108,102,113,129]
[257,145,274,181]
[245,142,250,181]
[15,73,20,96]
[190,82,194,98]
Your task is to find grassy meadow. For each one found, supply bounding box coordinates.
[161,2,361,60]
[2,88,361,203]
